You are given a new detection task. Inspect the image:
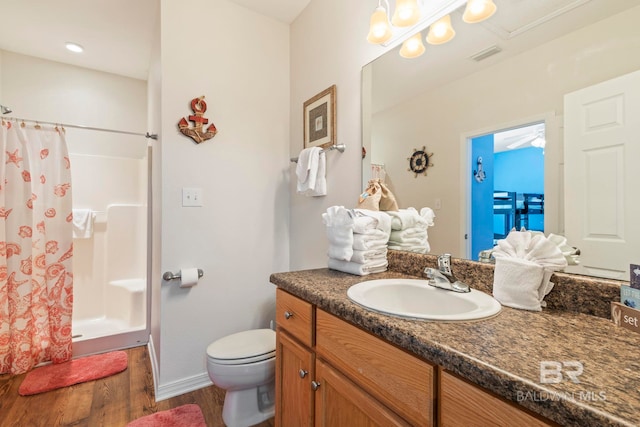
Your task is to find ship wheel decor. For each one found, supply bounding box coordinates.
[178,96,218,144]
[407,146,434,178]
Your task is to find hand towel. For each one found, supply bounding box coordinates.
[420,207,436,227]
[353,209,392,235]
[386,208,428,230]
[492,230,568,311]
[390,228,428,242]
[296,147,326,196]
[352,230,389,251]
[350,248,388,264]
[72,208,95,239]
[323,207,355,261]
[388,243,430,254]
[492,257,546,311]
[328,258,388,276]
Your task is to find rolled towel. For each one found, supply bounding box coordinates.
[351,248,388,264]
[328,258,388,276]
[492,257,549,311]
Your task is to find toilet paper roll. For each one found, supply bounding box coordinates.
[179,268,199,288]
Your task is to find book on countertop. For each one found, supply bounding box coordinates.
[620,284,640,309]
[631,264,640,289]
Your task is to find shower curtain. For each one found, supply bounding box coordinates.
[0,121,74,375]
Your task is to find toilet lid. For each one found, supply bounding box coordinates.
[207,329,275,363]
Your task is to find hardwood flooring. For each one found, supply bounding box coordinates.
[0,346,275,427]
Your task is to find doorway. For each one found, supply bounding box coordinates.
[468,122,545,260]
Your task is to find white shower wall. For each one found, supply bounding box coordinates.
[70,131,148,336]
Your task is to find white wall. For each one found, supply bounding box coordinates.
[156,0,290,396]
[370,6,640,258]
[289,0,395,269]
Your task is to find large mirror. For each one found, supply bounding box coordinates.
[362,0,640,280]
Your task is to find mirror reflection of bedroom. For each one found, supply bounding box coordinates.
[470,122,545,260]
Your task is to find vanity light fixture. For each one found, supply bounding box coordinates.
[367,1,393,44]
[391,0,421,27]
[367,0,497,59]
[426,14,456,45]
[399,32,426,58]
[65,42,84,53]
[462,0,497,24]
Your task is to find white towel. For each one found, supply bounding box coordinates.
[492,230,568,311]
[390,228,427,242]
[386,208,429,230]
[353,209,392,234]
[492,257,547,311]
[352,230,389,251]
[72,208,95,239]
[296,147,326,196]
[350,248,388,264]
[328,258,388,276]
[388,243,430,254]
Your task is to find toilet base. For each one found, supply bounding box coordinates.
[222,381,275,427]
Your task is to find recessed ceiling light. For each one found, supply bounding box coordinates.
[65,42,84,53]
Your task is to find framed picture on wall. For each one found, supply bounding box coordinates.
[303,85,336,149]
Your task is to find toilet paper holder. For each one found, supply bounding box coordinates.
[163,269,204,281]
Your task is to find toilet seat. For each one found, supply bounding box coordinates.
[207,329,275,365]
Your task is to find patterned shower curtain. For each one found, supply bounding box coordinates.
[0,121,74,375]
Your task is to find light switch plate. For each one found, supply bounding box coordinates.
[182,187,203,207]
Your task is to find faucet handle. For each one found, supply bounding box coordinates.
[438,253,453,276]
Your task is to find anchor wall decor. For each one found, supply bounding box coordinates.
[178,96,218,144]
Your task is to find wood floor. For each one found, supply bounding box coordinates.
[0,346,275,427]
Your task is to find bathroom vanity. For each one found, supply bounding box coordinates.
[271,251,639,426]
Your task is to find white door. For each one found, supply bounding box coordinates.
[564,70,640,279]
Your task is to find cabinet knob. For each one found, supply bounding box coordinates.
[299,369,308,378]
[284,311,293,320]
[311,381,321,391]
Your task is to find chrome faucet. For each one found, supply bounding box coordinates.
[423,254,471,293]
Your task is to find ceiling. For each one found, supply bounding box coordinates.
[0,0,309,81]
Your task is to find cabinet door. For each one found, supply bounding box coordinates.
[440,370,556,427]
[276,331,314,427]
[314,360,411,427]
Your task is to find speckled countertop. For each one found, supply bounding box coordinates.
[270,251,640,427]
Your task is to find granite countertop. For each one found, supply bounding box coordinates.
[270,267,640,427]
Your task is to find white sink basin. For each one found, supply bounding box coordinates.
[347,279,501,321]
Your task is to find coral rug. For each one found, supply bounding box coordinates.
[18,350,128,396]
[126,404,207,427]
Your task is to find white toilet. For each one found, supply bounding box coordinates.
[206,328,276,427]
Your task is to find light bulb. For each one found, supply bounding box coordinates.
[463,0,497,24]
[426,15,455,45]
[399,33,425,59]
[392,0,420,27]
[367,6,392,44]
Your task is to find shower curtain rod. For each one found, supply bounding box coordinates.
[3,116,158,140]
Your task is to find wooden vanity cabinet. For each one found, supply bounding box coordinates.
[276,288,556,427]
[275,289,434,426]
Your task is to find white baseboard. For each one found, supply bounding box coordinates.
[155,372,213,401]
[147,335,213,401]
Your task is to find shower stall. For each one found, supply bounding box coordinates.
[67,129,150,357]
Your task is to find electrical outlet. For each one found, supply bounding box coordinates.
[182,188,203,207]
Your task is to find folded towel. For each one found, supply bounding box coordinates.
[386,208,428,230]
[354,209,392,234]
[296,147,326,196]
[388,243,430,254]
[350,248,388,264]
[328,258,388,276]
[72,209,95,239]
[322,206,353,227]
[390,228,427,242]
[352,215,378,234]
[420,207,436,227]
[352,230,389,251]
[492,230,568,311]
[492,257,548,311]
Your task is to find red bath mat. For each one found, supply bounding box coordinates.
[126,404,207,427]
[18,350,128,396]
